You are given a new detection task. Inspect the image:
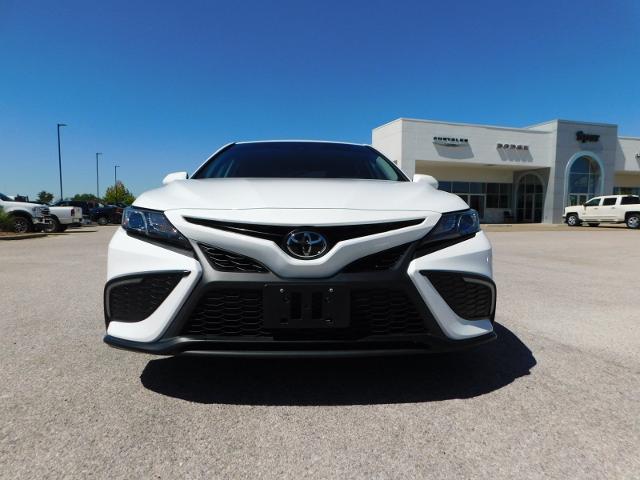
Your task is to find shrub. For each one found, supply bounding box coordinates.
[0,206,13,232]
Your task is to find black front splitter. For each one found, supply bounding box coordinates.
[103,332,497,358]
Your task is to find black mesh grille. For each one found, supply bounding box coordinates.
[180,287,429,338]
[199,243,268,273]
[182,289,267,336]
[350,289,427,335]
[108,273,184,322]
[424,271,494,320]
[343,244,409,273]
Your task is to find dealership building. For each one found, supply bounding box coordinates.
[372,118,640,223]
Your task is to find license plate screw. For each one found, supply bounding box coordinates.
[279,288,285,294]
[325,318,333,324]
[328,288,334,293]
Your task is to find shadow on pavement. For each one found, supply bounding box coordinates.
[140,323,535,405]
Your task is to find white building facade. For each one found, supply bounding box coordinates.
[372,118,640,223]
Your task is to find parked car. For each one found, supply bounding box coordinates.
[91,205,123,225]
[43,205,84,232]
[0,192,50,233]
[55,200,101,222]
[103,141,496,357]
[563,195,640,229]
[54,200,122,225]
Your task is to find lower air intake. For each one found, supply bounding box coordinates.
[107,272,184,323]
[423,271,495,320]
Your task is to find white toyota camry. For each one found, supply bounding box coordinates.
[104,141,496,356]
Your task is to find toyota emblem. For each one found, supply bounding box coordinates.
[285,230,328,259]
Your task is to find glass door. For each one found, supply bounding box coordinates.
[457,194,485,220]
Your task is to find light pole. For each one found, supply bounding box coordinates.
[96,153,102,200]
[114,165,120,203]
[57,123,67,200]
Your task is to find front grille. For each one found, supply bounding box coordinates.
[350,289,427,335]
[182,289,267,336]
[342,244,409,273]
[108,273,184,322]
[199,243,268,273]
[423,271,495,320]
[180,287,429,338]
[184,217,424,258]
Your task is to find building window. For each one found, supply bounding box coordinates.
[568,156,601,206]
[614,186,640,196]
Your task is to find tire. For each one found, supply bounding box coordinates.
[44,217,61,233]
[566,214,580,227]
[626,214,640,229]
[96,216,109,226]
[587,223,600,227]
[12,216,32,234]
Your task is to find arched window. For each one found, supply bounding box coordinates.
[567,156,601,206]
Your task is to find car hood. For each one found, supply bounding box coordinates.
[134,178,468,214]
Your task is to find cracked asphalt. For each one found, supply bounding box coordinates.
[1,226,638,479]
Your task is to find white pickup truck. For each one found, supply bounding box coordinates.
[0,192,51,233]
[564,195,640,229]
[44,205,84,232]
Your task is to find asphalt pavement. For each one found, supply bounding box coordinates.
[0,226,638,479]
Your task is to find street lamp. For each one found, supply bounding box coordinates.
[96,153,102,200]
[114,165,120,203]
[57,123,67,200]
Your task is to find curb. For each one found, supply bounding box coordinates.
[0,233,48,241]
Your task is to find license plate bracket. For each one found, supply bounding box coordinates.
[263,285,350,329]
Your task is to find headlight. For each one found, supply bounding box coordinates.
[416,209,480,255]
[122,207,190,249]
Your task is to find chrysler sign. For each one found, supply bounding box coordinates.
[433,136,469,146]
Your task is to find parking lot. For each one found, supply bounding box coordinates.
[1,226,638,479]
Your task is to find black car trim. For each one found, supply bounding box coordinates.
[104,270,190,327]
[183,217,425,256]
[104,331,496,357]
[420,270,497,322]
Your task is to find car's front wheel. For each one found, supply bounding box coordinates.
[96,216,109,226]
[566,214,580,226]
[626,214,640,229]
[12,216,32,234]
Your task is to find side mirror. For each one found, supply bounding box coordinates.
[162,171,189,185]
[413,174,439,189]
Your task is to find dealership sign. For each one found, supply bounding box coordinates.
[576,131,600,143]
[497,143,529,150]
[433,136,469,146]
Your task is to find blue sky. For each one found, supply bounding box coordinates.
[1,0,639,200]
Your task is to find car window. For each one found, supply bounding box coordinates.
[621,196,640,205]
[194,142,408,181]
[602,197,617,206]
[0,192,10,201]
[585,198,601,207]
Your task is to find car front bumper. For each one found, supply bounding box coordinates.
[104,221,496,356]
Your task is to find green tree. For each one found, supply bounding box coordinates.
[36,191,54,204]
[103,181,135,205]
[72,193,100,202]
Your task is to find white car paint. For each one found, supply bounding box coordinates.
[47,205,83,231]
[563,195,640,228]
[104,141,496,355]
[0,194,49,232]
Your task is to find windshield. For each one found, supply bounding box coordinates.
[0,192,10,201]
[193,142,408,181]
